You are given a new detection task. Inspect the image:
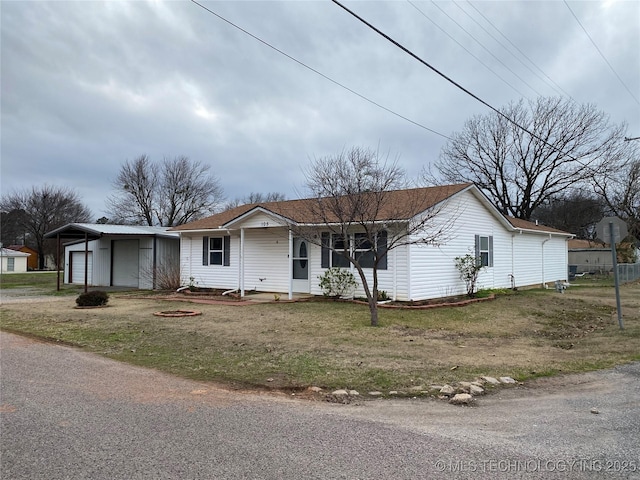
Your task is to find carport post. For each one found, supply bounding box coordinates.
[84,232,89,293]
[56,233,61,291]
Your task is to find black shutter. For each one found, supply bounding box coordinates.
[489,236,494,267]
[377,230,388,270]
[223,235,231,266]
[321,232,330,268]
[202,236,209,266]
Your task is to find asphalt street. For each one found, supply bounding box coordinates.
[1,332,639,479]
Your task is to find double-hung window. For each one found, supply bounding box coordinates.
[202,235,231,266]
[321,231,388,269]
[475,235,493,267]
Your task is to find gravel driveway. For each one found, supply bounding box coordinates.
[2,332,639,479]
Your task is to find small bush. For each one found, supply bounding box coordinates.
[76,290,109,307]
[318,267,358,299]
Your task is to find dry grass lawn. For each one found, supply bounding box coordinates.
[1,280,639,395]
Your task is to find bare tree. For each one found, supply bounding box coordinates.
[295,146,456,327]
[0,185,92,269]
[531,190,606,239]
[433,97,626,220]
[593,142,640,239]
[223,192,287,211]
[107,155,224,226]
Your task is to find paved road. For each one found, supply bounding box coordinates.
[1,332,639,479]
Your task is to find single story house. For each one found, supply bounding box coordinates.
[568,239,612,274]
[171,183,572,301]
[44,223,180,289]
[5,245,38,270]
[0,248,31,273]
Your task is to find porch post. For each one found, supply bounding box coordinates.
[288,229,293,300]
[240,228,245,298]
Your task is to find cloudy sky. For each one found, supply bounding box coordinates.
[2,0,639,220]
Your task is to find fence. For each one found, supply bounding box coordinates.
[618,263,640,284]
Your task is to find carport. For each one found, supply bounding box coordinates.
[45,223,180,292]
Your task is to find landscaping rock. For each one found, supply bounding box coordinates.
[331,389,349,396]
[469,384,485,396]
[439,385,455,396]
[368,391,383,397]
[481,376,500,385]
[450,393,473,405]
[348,390,360,396]
[499,376,517,384]
[308,386,323,393]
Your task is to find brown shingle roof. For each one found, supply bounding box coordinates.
[171,183,472,231]
[506,217,572,235]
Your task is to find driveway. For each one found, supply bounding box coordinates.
[1,332,639,479]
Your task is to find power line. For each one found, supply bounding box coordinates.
[189,0,451,140]
[564,0,640,107]
[406,1,529,99]
[427,0,543,98]
[456,1,573,100]
[330,0,595,168]
[465,0,575,101]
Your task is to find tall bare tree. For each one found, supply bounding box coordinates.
[0,185,92,269]
[593,142,640,239]
[531,191,606,239]
[107,155,224,226]
[223,192,287,211]
[295,146,457,327]
[433,97,626,220]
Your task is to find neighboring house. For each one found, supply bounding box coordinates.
[0,248,30,273]
[568,239,612,274]
[171,184,572,301]
[6,245,38,270]
[44,224,180,289]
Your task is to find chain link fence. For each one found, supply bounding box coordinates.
[569,263,640,284]
[617,263,640,283]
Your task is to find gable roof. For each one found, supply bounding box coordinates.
[1,248,30,257]
[44,223,179,240]
[171,183,573,237]
[171,183,473,231]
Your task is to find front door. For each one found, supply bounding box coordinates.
[292,237,309,293]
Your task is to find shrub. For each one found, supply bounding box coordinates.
[454,252,484,298]
[318,267,358,299]
[76,290,109,307]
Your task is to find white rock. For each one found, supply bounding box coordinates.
[388,390,399,395]
[469,384,485,395]
[332,389,349,396]
[439,385,456,395]
[499,376,517,384]
[368,391,383,396]
[348,390,360,396]
[450,393,474,405]
[590,408,600,414]
[308,386,323,393]
[481,376,500,385]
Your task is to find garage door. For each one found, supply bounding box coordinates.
[112,239,139,287]
[70,251,93,285]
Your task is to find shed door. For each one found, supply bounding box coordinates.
[70,251,93,285]
[112,240,140,287]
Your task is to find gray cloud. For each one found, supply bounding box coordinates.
[2,1,638,219]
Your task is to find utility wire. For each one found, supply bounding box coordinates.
[427,0,543,98]
[189,0,451,140]
[454,1,571,100]
[564,0,640,106]
[465,0,575,101]
[331,0,594,167]
[406,1,529,99]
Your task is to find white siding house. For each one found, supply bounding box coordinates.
[45,224,179,289]
[172,184,572,301]
[0,248,30,273]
